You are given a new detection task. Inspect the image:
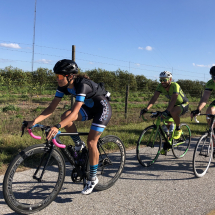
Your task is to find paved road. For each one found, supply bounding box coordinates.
[1,137,215,215]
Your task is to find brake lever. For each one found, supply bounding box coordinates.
[21,121,28,137]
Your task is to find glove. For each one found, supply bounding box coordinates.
[140,108,148,115]
[162,110,170,118]
[191,109,200,116]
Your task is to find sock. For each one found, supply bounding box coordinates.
[70,135,82,146]
[90,164,98,181]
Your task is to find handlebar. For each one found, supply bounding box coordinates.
[193,113,215,124]
[141,111,162,121]
[22,122,66,149]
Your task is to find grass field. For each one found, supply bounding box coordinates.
[0,90,212,174]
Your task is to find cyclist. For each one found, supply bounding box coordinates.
[191,66,215,124]
[24,59,112,195]
[140,71,189,154]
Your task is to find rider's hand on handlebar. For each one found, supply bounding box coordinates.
[190,109,200,120]
[140,108,148,118]
[47,126,59,140]
[161,109,170,119]
[21,121,35,131]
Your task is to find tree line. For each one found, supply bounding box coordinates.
[0,66,208,97]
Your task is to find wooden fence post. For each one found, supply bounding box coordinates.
[125,85,129,119]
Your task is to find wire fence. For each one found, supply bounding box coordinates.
[0,39,211,82]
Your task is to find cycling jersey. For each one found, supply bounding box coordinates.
[156,82,189,106]
[205,79,215,108]
[55,78,112,132]
[205,79,215,91]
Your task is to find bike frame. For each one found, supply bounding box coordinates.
[144,113,176,147]
[198,114,215,155]
[28,128,112,183]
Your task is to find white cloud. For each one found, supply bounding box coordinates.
[36,59,52,64]
[192,63,215,68]
[135,63,140,66]
[145,46,153,51]
[138,46,153,51]
[89,62,94,64]
[0,43,21,49]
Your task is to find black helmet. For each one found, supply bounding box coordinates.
[210,66,215,76]
[53,59,78,75]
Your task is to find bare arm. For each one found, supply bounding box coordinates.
[33,97,62,124]
[146,91,160,110]
[197,90,211,111]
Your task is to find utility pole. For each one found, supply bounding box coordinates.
[32,0,37,72]
[71,45,76,107]
[72,45,76,61]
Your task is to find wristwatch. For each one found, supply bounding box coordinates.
[54,123,61,130]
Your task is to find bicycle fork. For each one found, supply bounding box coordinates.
[146,126,158,148]
[33,145,54,182]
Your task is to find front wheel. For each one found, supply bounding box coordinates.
[136,125,162,167]
[193,133,213,178]
[172,123,191,158]
[3,144,65,214]
[93,135,126,191]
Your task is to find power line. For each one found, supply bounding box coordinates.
[0,39,202,74]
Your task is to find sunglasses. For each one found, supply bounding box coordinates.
[160,78,169,83]
[55,74,70,80]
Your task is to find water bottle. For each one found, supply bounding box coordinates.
[162,124,169,134]
[169,123,175,138]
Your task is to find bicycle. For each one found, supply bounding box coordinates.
[3,122,126,214]
[136,111,191,167]
[193,114,215,178]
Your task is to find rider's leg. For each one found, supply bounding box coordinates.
[170,106,182,128]
[170,106,183,139]
[206,105,215,126]
[87,130,101,171]
[61,109,84,150]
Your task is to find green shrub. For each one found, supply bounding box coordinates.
[3,105,20,112]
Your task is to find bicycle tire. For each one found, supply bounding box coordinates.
[3,144,65,214]
[172,123,191,158]
[136,125,162,167]
[193,133,213,178]
[91,135,126,191]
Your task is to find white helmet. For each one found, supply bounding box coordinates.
[159,71,172,78]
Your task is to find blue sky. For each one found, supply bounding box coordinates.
[0,0,214,82]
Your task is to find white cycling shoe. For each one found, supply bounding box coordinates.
[81,177,99,195]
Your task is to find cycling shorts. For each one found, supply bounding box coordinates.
[177,102,189,116]
[209,100,215,108]
[79,95,112,132]
[164,102,189,122]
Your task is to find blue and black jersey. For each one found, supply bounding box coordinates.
[55,77,112,132]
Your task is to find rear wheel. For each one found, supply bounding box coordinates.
[193,133,213,178]
[3,144,65,214]
[172,123,191,158]
[136,125,162,167]
[93,135,126,191]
